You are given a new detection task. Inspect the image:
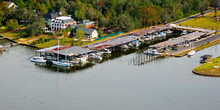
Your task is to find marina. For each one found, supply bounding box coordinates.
[27,24,220,68]
[1,39,220,110]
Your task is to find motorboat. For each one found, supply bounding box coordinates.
[70,59,80,64]
[101,49,111,54]
[144,49,161,55]
[120,44,128,49]
[30,57,47,63]
[52,60,73,67]
[89,53,102,60]
[0,45,5,51]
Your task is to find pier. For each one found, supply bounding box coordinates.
[129,54,161,66]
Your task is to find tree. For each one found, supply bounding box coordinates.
[199,0,209,16]
[98,28,103,37]
[74,9,86,21]
[75,29,85,45]
[59,7,67,15]
[210,0,220,17]
[6,19,19,31]
[25,19,46,36]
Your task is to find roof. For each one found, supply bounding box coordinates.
[75,27,96,35]
[180,32,205,41]
[150,32,205,48]
[36,45,64,52]
[54,46,95,56]
[68,24,76,28]
[200,54,213,58]
[43,12,59,19]
[89,35,139,50]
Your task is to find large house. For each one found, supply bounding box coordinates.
[43,12,60,26]
[75,27,98,39]
[50,16,77,31]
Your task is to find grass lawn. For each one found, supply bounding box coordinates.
[193,57,220,76]
[178,10,220,30]
[35,37,90,48]
[0,31,21,41]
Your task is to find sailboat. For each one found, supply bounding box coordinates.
[52,38,73,67]
[187,34,195,56]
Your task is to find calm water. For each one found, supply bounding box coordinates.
[0,39,220,110]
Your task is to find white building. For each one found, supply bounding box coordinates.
[50,16,76,31]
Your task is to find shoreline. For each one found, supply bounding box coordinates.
[192,70,220,77]
[193,57,220,77]
[0,35,40,49]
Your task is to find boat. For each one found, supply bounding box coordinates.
[187,35,195,56]
[89,53,102,60]
[120,44,128,49]
[0,45,5,51]
[144,49,160,55]
[30,57,47,63]
[101,48,111,54]
[52,60,73,67]
[164,30,172,34]
[200,54,213,63]
[52,38,73,67]
[187,50,195,56]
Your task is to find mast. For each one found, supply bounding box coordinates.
[57,37,59,61]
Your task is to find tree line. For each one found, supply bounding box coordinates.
[0,0,220,34]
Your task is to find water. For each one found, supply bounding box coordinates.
[0,40,220,110]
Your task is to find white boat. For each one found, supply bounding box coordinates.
[187,50,195,56]
[52,38,73,67]
[165,30,172,34]
[52,60,73,67]
[30,57,47,63]
[144,49,160,55]
[0,45,5,51]
[187,34,195,56]
[89,53,102,60]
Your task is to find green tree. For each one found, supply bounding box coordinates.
[74,9,86,21]
[14,0,26,8]
[98,28,103,37]
[59,7,67,15]
[6,19,19,31]
[210,0,220,17]
[199,0,209,16]
[25,20,46,36]
[75,29,85,45]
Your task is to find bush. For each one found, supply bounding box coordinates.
[6,19,19,31]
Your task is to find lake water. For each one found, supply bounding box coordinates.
[0,39,220,110]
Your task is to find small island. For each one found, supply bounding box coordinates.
[193,56,220,77]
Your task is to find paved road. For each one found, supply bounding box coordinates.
[168,34,220,55]
[172,9,214,24]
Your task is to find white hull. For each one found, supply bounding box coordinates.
[144,49,160,55]
[187,50,195,56]
[52,61,73,67]
[30,57,47,63]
